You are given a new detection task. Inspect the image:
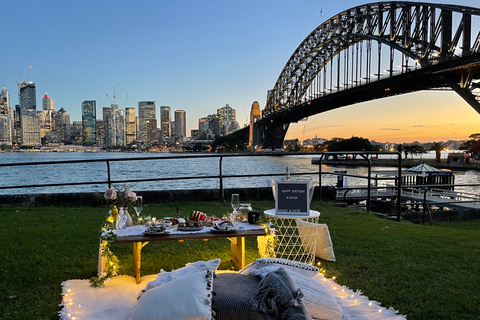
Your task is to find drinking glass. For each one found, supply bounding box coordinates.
[231,194,240,228]
[231,194,240,214]
[134,196,143,217]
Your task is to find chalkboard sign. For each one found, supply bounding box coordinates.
[275,181,310,216]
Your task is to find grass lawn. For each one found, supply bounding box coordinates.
[1,201,479,320]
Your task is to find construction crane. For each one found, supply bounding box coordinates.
[105,84,116,105]
[26,66,32,81]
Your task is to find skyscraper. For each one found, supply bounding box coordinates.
[0,86,12,146]
[18,81,41,147]
[217,104,237,136]
[0,86,10,116]
[38,92,55,140]
[103,104,125,147]
[198,116,208,139]
[125,107,136,144]
[55,107,71,144]
[174,110,186,141]
[42,92,54,111]
[82,100,96,146]
[138,101,157,143]
[160,106,171,139]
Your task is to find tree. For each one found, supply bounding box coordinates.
[395,144,408,159]
[326,136,380,158]
[462,133,480,159]
[406,143,426,158]
[430,142,445,163]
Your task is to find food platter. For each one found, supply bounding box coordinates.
[143,230,172,236]
[177,226,204,232]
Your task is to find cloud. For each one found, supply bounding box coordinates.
[413,125,423,127]
[381,128,401,131]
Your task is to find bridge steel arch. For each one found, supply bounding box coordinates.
[259,1,480,150]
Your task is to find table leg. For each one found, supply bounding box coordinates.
[133,242,142,284]
[230,236,245,270]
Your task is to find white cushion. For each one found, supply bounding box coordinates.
[239,257,319,278]
[129,270,214,320]
[286,270,343,320]
[139,258,221,298]
[297,220,336,261]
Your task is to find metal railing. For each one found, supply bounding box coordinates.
[0,153,323,203]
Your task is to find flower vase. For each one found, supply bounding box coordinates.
[124,207,133,227]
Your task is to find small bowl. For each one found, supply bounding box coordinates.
[158,220,173,227]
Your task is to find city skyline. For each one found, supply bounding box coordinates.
[1,0,479,144]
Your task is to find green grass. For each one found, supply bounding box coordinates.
[1,202,479,320]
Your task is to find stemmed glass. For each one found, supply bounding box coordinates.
[230,194,240,227]
[134,196,143,217]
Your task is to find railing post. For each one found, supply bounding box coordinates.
[318,154,325,202]
[397,152,402,222]
[219,156,224,203]
[106,160,112,188]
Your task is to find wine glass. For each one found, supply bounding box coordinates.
[134,196,143,217]
[231,194,240,227]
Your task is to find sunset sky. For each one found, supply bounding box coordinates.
[1,0,479,144]
[286,91,479,143]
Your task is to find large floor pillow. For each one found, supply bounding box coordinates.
[213,273,276,320]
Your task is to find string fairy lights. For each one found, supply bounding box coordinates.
[89,213,120,287]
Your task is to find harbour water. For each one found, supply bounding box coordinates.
[0,152,478,195]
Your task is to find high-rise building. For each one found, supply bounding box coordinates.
[0,115,12,146]
[198,116,208,139]
[38,93,55,140]
[42,92,54,111]
[1,86,10,116]
[217,104,237,136]
[95,120,106,147]
[55,107,71,144]
[174,110,186,141]
[82,100,96,146]
[160,106,171,139]
[103,104,125,147]
[0,86,12,146]
[138,101,157,143]
[125,107,136,144]
[71,121,83,145]
[18,81,41,147]
[206,114,219,139]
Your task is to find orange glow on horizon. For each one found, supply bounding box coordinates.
[285,91,480,143]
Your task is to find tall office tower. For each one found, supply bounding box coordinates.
[38,93,55,141]
[42,92,54,111]
[174,110,186,141]
[95,120,106,147]
[18,81,41,147]
[248,101,261,150]
[0,115,12,146]
[55,107,71,144]
[138,101,157,143]
[160,106,171,139]
[125,107,136,144]
[217,104,237,136]
[82,100,96,146]
[71,121,83,145]
[1,86,10,115]
[103,104,125,147]
[206,114,219,138]
[0,86,12,146]
[198,117,208,139]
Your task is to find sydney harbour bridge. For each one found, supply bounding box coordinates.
[236,1,480,150]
